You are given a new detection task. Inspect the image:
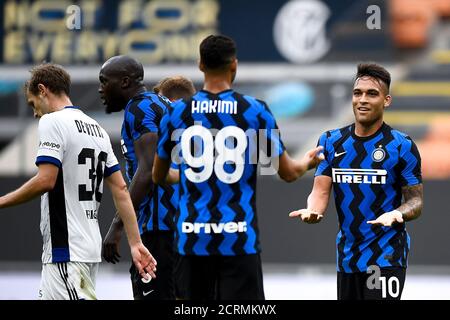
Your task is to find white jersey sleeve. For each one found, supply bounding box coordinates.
[36,114,66,167]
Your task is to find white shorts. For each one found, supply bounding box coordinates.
[39,262,99,300]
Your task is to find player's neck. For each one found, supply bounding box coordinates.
[129,86,147,100]
[50,96,74,112]
[202,74,232,94]
[354,119,384,137]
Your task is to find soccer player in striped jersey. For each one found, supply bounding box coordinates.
[0,63,156,300]
[153,35,324,300]
[99,56,178,300]
[153,75,196,300]
[289,63,423,300]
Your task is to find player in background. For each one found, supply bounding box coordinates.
[99,56,177,300]
[153,75,196,300]
[153,75,196,103]
[289,63,423,300]
[0,63,156,300]
[153,34,324,300]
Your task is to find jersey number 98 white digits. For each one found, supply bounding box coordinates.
[181,126,247,184]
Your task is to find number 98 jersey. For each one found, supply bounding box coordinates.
[157,90,285,256]
[35,107,120,264]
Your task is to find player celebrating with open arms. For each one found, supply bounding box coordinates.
[290,63,423,300]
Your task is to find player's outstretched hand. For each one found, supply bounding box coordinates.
[289,209,323,224]
[303,146,325,170]
[131,244,157,280]
[367,210,403,227]
[102,223,123,264]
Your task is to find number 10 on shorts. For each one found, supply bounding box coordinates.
[366,265,400,298]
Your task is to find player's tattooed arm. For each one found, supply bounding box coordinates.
[397,184,423,222]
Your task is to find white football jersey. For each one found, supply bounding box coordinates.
[36,107,119,264]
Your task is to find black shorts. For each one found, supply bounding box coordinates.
[177,254,265,301]
[173,252,189,300]
[337,267,406,300]
[130,230,175,300]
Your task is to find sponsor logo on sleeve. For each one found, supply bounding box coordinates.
[39,141,61,151]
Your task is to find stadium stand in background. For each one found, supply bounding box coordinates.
[2,0,449,181]
[1,0,450,299]
[386,0,450,179]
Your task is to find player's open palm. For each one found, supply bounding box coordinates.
[289,209,323,224]
[131,244,157,280]
[367,211,403,227]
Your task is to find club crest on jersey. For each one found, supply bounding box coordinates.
[372,147,386,162]
[332,168,387,184]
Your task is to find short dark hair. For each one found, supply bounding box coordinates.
[355,63,391,92]
[200,35,236,70]
[153,76,196,101]
[25,63,71,96]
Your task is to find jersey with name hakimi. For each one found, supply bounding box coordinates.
[157,89,285,256]
[36,106,120,264]
[315,123,422,273]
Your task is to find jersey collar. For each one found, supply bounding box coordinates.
[351,122,386,141]
[200,89,233,95]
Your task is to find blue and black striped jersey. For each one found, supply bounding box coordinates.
[315,123,422,273]
[157,89,285,256]
[121,92,178,232]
